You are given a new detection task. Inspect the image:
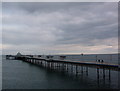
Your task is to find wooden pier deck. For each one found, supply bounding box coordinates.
[11,55,119,71]
[53,60,119,70]
[6,55,120,82]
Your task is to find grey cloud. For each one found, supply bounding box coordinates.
[57,17,117,45]
[3,2,104,13]
[2,2,118,54]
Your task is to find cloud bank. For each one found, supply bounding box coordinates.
[2,2,118,55]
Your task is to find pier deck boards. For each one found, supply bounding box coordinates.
[21,56,119,71]
[48,59,119,70]
[6,55,119,82]
[6,55,120,71]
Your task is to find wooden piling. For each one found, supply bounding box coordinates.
[81,66,83,73]
[71,64,73,73]
[51,62,53,70]
[109,69,111,81]
[103,68,105,80]
[97,68,99,80]
[62,63,65,72]
[66,63,68,72]
[86,66,88,76]
[76,65,78,75]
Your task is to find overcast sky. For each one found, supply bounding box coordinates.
[2,2,118,55]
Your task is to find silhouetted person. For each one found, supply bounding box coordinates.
[98,60,100,62]
[81,53,83,56]
[101,60,104,63]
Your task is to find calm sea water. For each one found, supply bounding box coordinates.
[2,54,119,89]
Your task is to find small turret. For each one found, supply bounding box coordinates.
[16,52,22,57]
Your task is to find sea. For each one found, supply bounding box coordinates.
[1,54,119,89]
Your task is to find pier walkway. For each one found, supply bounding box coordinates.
[6,55,120,82]
[12,55,119,71]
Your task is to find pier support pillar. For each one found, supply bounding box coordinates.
[71,64,73,73]
[109,69,111,81]
[45,61,47,68]
[62,63,65,72]
[54,63,56,70]
[66,64,68,72]
[47,62,50,69]
[81,66,83,74]
[76,65,78,75]
[86,66,88,76]
[57,63,58,70]
[103,68,105,80]
[53,63,55,70]
[58,63,59,70]
[97,68,100,80]
[51,62,53,69]
[97,68,100,86]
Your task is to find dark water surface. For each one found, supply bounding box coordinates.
[2,54,119,89]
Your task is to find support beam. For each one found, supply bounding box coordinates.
[97,68,100,80]
[66,64,68,72]
[71,64,73,73]
[76,65,78,75]
[81,66,83,74]
[86,66,88,76]
[62,63,65,71]
[103,68,105,80]
[109,69,111,81]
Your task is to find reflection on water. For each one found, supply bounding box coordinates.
[2,54,119,89]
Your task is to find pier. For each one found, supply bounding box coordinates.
[6,54,120,82]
